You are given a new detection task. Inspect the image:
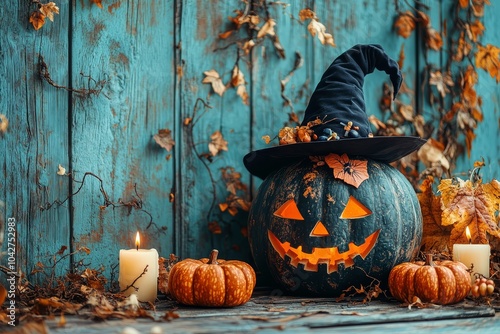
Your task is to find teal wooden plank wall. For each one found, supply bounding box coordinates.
[1,0,499,284]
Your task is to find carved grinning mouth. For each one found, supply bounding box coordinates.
[268,229,380,274]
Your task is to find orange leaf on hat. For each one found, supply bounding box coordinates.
[325,153,369,188]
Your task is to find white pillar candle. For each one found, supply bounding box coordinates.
[452,227,490,281]
[119,232,159,302]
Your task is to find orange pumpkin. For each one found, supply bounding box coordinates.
[388,254,471,305]
[168,249,256,307]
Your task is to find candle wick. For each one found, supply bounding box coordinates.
[136,245,139,251]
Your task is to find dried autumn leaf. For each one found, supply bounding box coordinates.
[398,44,406,70]
[394,11,416,38]
[231,66,249,105]
[257,19,276,38]
[57,164,66,176]
[468,20,485,42]
[299,9,335,46]
[459,0,469,8]
[153,128,175,152]
[278,126,297,145]
[474,160,486,168]
[262,135,272,144]
[242,39,255,55]
[90,0,103,9]
[39,2,59,22]
[471,0,490,17]
[417,176,451,252]
[30,11,45,30]
[202,69,226,96]
[475,44,500,82]
[325,153,369,188]
[429,70,454,98]
[307,19,335,46]
[453,32,472,62]
[426,27,443,51]
[398,104,414,121]
[439,177,500,246]
[208,130,228,156]
[208,221,222,234]
[417,138,450,170]
[299,8,316,21]
[0,114,9,135]
[219,30,234,39]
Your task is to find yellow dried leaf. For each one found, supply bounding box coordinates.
[299,8,316,21]
[261,135,271,144]
[475,44,500,82]
[30,11,45,30]
[429,70,454,98]
[219,202,229,212]
[57,164,66,176]
[257,19,276,38]
[398,104,414,121]
[307,19,335,46]
[417,139,450,170]
[0,114,8,135]
[394,11,416,38]
[468,20,485,42]
[40,2,59,22]
[202,69,226,96]
[231,65,245,87]
[242,39,255,55]
[153,128,175,152]
[208,130,228,156]
[438,178,500,245]
[453,32,472,62]
[219,30,234,39]
[426,27,443,51]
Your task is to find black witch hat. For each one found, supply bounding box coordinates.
[244,44,426,179]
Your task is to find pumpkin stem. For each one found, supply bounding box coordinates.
[208,249,219,264]
[425,254,435,267]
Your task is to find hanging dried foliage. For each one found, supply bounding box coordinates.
[383,1,499,186]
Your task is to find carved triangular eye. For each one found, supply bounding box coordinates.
[274,199,304,220]
[310,221,329,237]
[340,196,372,219]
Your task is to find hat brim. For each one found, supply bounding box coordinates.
[244,136,427,179]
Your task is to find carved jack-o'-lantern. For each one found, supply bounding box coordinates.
[244,45,425,296]
[248,155,423,296]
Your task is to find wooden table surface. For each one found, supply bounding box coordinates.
[9,288,497,334]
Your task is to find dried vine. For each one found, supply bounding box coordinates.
[38,55,108,98]
[41,171,163,232]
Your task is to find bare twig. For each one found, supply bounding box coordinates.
[38,54,107,98]
[119,265,149,293]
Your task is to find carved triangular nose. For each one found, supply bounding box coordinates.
[310,221,329,237]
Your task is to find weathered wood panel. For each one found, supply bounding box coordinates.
[178,0,253,261]
[1,0,71,278]
[69,1,176,277]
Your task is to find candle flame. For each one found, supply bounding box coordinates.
[135,231,140,250]
[465,226,471,243]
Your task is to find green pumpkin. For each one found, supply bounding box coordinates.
[248,155,423,296]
